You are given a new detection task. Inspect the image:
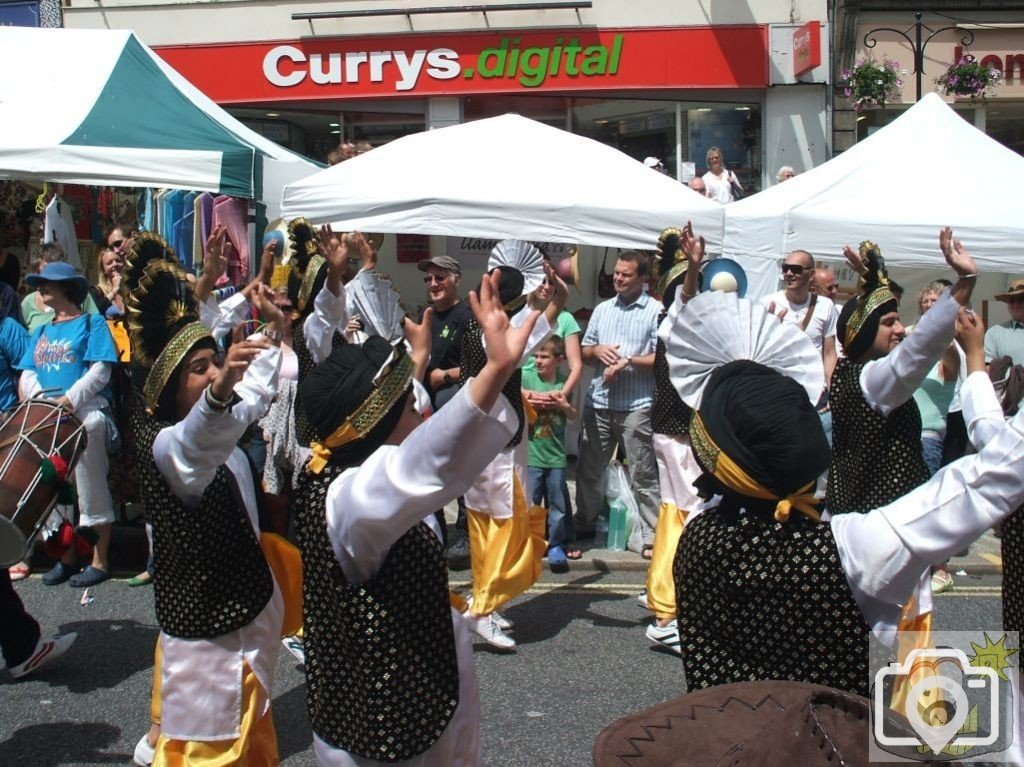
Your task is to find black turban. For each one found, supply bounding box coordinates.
[837,293,898,362]
[478,266,525,310]
[698,360,830,499]
[300,336,411,467]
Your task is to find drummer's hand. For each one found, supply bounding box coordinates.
[210,338,270,402]
[56,395,72,411]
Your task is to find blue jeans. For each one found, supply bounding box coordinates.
[921,434,944,477]
[528,466,575,550]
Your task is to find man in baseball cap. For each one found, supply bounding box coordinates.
[417,254,474,568]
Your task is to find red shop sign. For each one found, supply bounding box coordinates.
[155,26,768,104]
[792,21,821,77]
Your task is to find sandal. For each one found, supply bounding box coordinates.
[565,546,583,561]
[42,561,81,586]
[9,560,30,581]
[127,572,153,587]
[70,565,110,588]
[641,544,654,561]
[547,545,569,574]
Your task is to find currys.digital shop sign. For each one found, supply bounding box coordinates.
[155,26,768,103]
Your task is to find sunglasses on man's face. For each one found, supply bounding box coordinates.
[781,264,807,275]
[423,274,450,284]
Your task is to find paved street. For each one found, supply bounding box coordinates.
[0,567,1006,767]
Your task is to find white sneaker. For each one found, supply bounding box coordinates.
[282,634,305,665]
[465,597,513,631]
[8,632,77,679]
[645,620,681,655]
[637,590,649,610]
[468,613,516,650]
[133,734,155,766]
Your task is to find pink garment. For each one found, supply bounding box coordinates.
[212,196,249,286]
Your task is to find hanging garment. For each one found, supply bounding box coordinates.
[43,195,81,269]
[213,196,249,286]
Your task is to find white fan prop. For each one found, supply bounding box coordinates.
[487,240,546,295]
[347,270,406,343]
[665,291,824,411]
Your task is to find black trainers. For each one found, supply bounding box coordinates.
[446,530,471,570]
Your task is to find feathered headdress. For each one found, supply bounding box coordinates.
[124,233,214,414]
[837,241,899,361]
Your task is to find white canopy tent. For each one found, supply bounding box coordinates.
[723,93,1024,299]
[0,27,317,217]
[281,113,724,252]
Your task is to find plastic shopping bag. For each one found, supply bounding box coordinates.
[604,459,641,552]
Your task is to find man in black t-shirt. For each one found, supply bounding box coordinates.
[420,255,472,408]
[418,255,473,567]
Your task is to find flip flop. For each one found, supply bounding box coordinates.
[127,573,152,587]
[641,544,654,561]
[565,546,583,561]
[547,545,569,574]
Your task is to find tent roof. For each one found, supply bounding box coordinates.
[723,93,1024,273]
[281,113,724,251]
[0,27,315,198]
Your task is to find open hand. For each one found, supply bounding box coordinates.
[211,338,270,399]
[317,224,350,274]
[842,245,865,275]
[681,221,705,271]
[939,227,978,278]
[203,225,230,282]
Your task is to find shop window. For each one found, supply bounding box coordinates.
[984,102,1024,157]
[570,98,762,193]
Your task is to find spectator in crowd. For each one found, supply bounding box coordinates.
[0,287,31,581]
[523,335,579,572]
[354,141,373,155]
[643,157,666,174]
[776,165,796,182]
[90,245,125,318]
[0,247,21,293]
[523,264,582,402]
[687,177,707,195]
[326,149,343,166]
[985,278,1024,365]
[910,281,960,593]
[104,223,137,266]
[17,262,120,588]
[761,249,839,426]
[576,251,661,558]
[812,265,839,303]
[22,244,100,332]
[418,255,474,567]
[702,146,743,203]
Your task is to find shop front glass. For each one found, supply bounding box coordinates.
[228,105,427,164]
[571,98,763,193]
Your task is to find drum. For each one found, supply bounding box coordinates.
[0,399,86,568]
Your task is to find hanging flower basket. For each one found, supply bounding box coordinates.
[935,53,1002,101]
[840,57,904,112]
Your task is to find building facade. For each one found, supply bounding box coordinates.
[833,1,1024,155]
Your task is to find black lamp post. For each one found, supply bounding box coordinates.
[862,10,974,100]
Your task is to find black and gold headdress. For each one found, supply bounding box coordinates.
[302,337,415,474]
[124,233,214,414]
[837,241,898,361]
[286,218,327,314]
[654,227,692,302]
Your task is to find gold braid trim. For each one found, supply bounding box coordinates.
[691,412,821,524]
[307,350,415,474]
[142,322,214,413]
[503,294,528,314]
[842,286,897,351]
[297,255,326,313]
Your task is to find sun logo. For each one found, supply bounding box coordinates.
[968,632,1018,682]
